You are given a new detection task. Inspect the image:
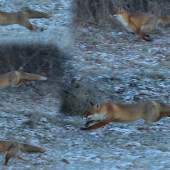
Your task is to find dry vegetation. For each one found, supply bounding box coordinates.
[1,0,170,169]
[1,0,170,117]
[0,42,69,78]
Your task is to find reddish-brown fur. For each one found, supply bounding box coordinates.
[0,141,45,165]
[111,6,170,42]
[0,9,51,31]
[0,71,47,88]
[81,101,170,130]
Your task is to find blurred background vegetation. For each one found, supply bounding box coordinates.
[1,0,170,116]
[75,0,170,28]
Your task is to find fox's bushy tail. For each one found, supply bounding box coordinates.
[19,71,47,81]
[22,9,52,19]
[19,143,46,152]
[159,102,170,114]
[157,16,170,26]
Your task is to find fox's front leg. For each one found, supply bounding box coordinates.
[80,120,109,131]
[84,120,99,127]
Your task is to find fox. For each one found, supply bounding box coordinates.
[0,71,47,88]
[0,9,52,31]
[0,141,46,165]
[110,5,170,42]
[80,101,170,131]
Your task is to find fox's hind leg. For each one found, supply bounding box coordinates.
[4,154,11,166]
[19,17,43,31]
[23,22,43,31]
[4,144,18,165]
[31,24,44,31]
[11,78,31,87]
[137,31,151,42]
[17,12,43,31]
[135,24,152,42]
[18,155,26,164]
[19,79,31,86]
[145,34,150,38]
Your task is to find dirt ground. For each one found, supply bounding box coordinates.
[1,0,170,170]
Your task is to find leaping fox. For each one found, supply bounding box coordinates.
[80,101,170,131]
[0,9,52,31]
[0,71,47,88]
[0,141,46,165]
[111,5,170,42]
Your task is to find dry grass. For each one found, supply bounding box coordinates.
[0,42,68,77]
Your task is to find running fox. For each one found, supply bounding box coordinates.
[80,101,170,131]
[0,71,47,88]
[0,141,46,165]
[111,5,170,42]
[0,9,52,31]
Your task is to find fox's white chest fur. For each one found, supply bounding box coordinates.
[88,112,107,121]
[116,14,134,33]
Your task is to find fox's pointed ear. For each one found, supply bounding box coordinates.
[94,104,100,110]
[89,102,94,106]
[118,6,122,12]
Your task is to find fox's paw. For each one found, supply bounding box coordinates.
[25,80,31,86]
[32,25,44,32]
[80,127,86,131]
[29,83,33,87]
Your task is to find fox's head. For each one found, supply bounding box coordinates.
[82,102,107,123]
[110,5,124,17]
